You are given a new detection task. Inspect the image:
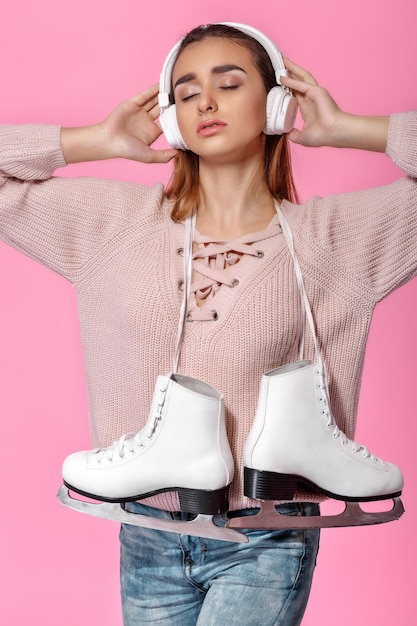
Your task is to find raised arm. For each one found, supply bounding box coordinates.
[281,58,390,153]
[0,84,174,283]
[61,84,178,165]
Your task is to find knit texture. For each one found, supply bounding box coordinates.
[1,113,416,510]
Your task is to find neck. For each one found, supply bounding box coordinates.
[196,155,276,239]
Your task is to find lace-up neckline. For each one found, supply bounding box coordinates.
[185,216,282,322]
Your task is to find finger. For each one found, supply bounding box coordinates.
[283,57,318,85]
[143,119,164,144]
[149,102,161,121]
[130,84,160,108]
[286,127,303,145]
[280,74,315,95]
[140,93,159,113]
[155,119,165,133]
[146,147,180,164]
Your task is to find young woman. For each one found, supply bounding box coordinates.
[1,22,415,626]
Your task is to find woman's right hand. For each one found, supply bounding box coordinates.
[281,59,389,153]
[61,84,179,165]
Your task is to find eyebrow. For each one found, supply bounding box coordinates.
[173,64,247,89]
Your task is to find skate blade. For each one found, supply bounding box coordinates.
[57,485,248,543]
[226,497,405,530]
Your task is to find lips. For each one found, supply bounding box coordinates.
[197,119,227,135]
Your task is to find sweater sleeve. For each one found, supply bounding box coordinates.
[293,111,417,305]
[0,124,164,284]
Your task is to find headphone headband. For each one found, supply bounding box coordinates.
[219,22,289,85]
[158,22,289,110]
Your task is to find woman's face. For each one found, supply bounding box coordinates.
[172,37,267,163]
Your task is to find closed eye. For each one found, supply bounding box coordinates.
[179,84,239,102]
[181,92,199,102]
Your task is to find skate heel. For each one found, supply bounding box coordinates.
[244,468,300,501]
[178,485,230,515]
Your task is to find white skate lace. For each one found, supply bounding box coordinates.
[276,202,387,468]
[92,432,146,463]
[315,366,385,465]
[90,215,194,464]
[91,383,168,463]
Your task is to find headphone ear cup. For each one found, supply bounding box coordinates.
[264,87,298,135]
[159,104,189,151]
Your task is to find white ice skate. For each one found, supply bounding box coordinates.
[57,214,247,543]
[59,372,247,542]
[228,204,405,532]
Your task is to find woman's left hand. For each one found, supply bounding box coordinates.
[280,58,344,148]
[281,59,389,153]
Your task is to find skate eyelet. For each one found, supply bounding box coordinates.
[211,310,219,321]
[231,279,239,287]
[256,250,264,258]
[176,247,184,256]
[177,280,184,291]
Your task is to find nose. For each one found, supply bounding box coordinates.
[197,88,218,114]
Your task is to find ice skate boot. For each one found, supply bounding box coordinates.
[58,373,247,543]
[227,360,404,531]
[228,202,405,532]
[59,214,246,542]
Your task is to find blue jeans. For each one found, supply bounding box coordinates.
[120,501,320,625]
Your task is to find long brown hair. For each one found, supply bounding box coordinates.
[165,24,298,221]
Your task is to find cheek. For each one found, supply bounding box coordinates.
[241,95,267,135]
[175,106,192,140]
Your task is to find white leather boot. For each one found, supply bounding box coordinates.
[244,360,404,502]
[62,373,234,515]
[243,203,404,506]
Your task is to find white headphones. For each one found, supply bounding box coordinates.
[158,22,298,150]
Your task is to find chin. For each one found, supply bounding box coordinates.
[195,137,264,164]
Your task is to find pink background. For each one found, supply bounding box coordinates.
[0,1,415,624]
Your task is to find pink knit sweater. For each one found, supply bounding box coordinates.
[1,113,416,510]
